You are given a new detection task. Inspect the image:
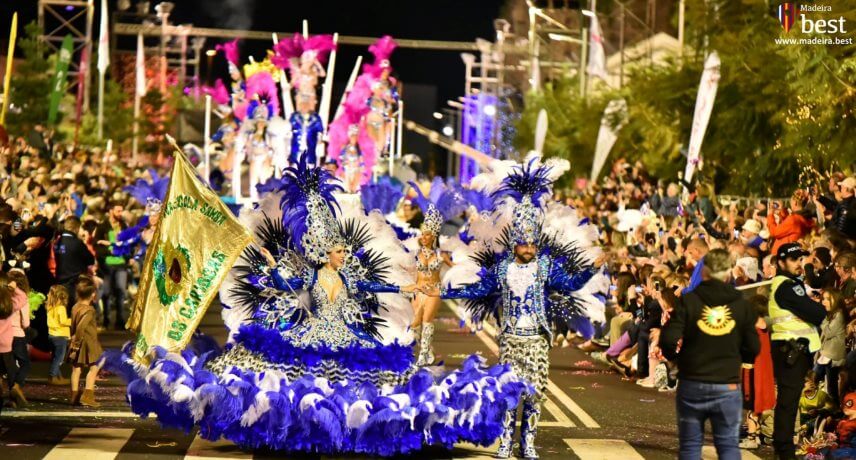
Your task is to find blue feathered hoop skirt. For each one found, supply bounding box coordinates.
[105,329,528,456]
[104,176,529,455]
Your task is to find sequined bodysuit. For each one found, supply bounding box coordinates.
[208,266,412,385]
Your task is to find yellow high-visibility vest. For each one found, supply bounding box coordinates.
[767,275,821,352]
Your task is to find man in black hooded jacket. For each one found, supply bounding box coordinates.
[661,248,760,460]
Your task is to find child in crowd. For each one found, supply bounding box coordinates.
[817,289,846,406]
[799,371,836,432]
[0,272,28,408]
[46,285,72,385]
[68,276,103,407]
[7,269,31,396]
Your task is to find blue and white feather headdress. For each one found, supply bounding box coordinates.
[491,158,554,246]
[407,178,467,237]
[275,158,345,265]
[123,169,170,215]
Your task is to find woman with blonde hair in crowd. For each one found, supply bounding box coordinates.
[46,284,72,385]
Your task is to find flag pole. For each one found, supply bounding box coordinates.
[331,56,362,122]
[203,94,212,183]
[1,13,18,126]
[133,33,144,161]
[96,0,109,140]
[97,70,105,139]
[396,100,403,159]
[132,91,140,160]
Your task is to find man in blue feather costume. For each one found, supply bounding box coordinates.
[424,160,607,460]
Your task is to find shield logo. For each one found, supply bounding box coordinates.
[778,3,799,33]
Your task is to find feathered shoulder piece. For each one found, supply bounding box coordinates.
[124,169,170,215]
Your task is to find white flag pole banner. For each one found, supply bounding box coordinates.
[135,34,146,97]
[684,51,721,185]
[534,109,548,154]
[587,13,608,80]
[590,98,628,183]
[97,0,109,74]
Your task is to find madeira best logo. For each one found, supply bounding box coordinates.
[777,2,799,33]
[775,3,852,45]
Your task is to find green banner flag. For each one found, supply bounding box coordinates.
[47,35,73,126]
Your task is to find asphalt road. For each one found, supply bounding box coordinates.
[0,301,775,459]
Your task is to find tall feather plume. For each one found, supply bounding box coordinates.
[276,158,344,256]
[491,158,554,208]
[271,34,304,70]
[216,39,240,66]
[360,177,403,215]
[202,79,231,105]
[362,35,397,78]
[408,180,466,222]
[123,169,169,207]
[407,181,432,219]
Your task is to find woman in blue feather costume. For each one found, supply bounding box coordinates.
[105,160,528,456]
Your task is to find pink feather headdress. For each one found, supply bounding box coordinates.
[272,33,336,70]
[202,79,231,106]
[216,39,240,67]
[362,35,397,78]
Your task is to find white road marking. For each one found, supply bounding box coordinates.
[446,301,601,428]
[453,440,500,459]
[43,427,135,460]
[543,397,575,427]
[546,381,600,428]
[185,435,253,459]
[1,410,146,418]
[563,438,645,459]
[701,445,763,460]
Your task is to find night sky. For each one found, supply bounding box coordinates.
[2,0,506,112]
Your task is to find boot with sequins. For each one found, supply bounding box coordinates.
[520,397,541,459]
[418,323,435,366]
[412,324,423,363]
[494,407,517,459]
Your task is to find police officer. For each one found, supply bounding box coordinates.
[768,243,826,460]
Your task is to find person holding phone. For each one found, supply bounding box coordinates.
[766,191,815,255]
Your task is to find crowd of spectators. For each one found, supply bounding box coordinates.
[553,158,856,454]
[0,125,164,409]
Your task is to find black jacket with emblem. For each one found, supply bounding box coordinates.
[661,279,761,384]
